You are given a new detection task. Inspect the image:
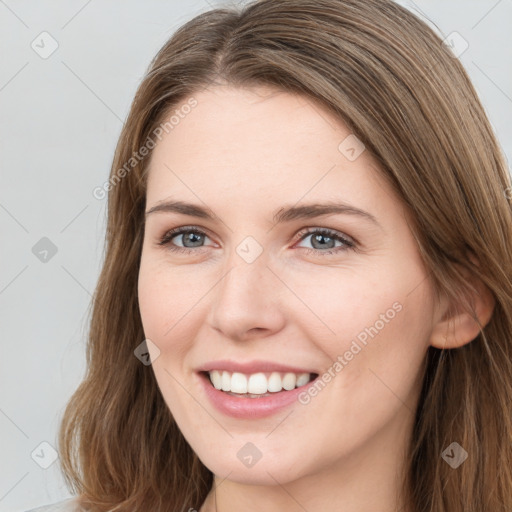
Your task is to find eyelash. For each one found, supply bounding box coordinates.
[156,225,357,257]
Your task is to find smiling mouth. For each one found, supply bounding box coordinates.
[200,370,319,398]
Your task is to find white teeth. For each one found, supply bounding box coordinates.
[282,372,297,390]
[296,373,310,387]
[231,372,248,393]
[207,370,314,395]
[210,370,222,390]
[221,371,231,392]
[248,373,268,394]
[267,372,283,392]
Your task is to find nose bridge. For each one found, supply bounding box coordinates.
[218,244,272,310]
[207,241,286,339]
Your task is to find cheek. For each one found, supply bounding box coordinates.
[138,268,188,383]
[276,271,434,468]
[137,263,202,424]
[138,266,168,341]
[137,258,198,347]
[286,256,434,386]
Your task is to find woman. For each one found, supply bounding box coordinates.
[34,0,512,510]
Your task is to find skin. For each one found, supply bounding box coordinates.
[137,85,495,512]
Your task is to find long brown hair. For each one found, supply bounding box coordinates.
[58,1,512,510]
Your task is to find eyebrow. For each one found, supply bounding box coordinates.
[145,199,382,229]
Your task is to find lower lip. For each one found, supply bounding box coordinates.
[198,371,317,419]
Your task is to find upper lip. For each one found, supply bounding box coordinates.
[197,359,318,375]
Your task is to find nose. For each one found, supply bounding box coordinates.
[207,251,287,342]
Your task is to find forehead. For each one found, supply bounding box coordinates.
[159,85,350,151]
[145,85,399,223]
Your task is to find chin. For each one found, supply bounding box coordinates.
[196,443,308,486]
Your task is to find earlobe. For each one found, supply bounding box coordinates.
[429,264,496,350]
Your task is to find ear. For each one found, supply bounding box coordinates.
[430,259,495,350]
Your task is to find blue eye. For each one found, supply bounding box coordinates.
[157,226,213,254]
[295,227,355,255]
[157,226,356,256]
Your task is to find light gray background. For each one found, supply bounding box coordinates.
[1,1,511,511]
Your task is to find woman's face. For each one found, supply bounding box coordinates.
[138,85,438,486]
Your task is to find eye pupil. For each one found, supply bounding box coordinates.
[311,233,335,249]
[183,232,203,247]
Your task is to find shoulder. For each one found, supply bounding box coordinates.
[25,497,83,512]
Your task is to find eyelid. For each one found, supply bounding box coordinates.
[294,226,356,247]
